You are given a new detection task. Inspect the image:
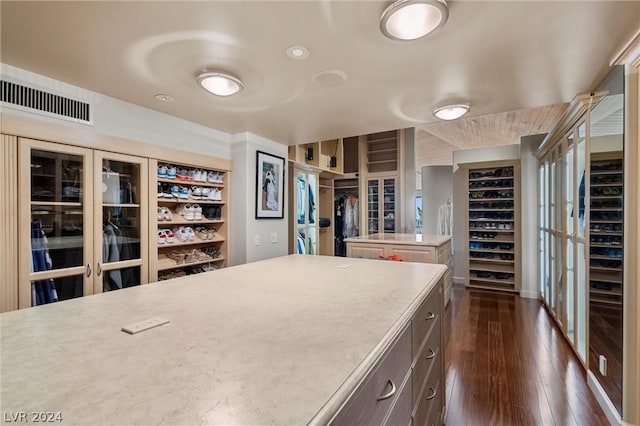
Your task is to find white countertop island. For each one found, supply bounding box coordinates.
[1,255,446,425]
[344,234,453,306]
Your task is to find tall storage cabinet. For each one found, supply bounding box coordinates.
[18,138,149,309]
[366,176,398,234]
[149,159,228,282]
[289,164,319,255]
[465,163,520,292]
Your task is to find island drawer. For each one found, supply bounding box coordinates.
[411,358,442,426]
[411,284,441,358]
[331,326,411,426]
[412,320,440,407]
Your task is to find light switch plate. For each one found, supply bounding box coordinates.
[255,234,260,246]
[599,355,607,376]
[122,317,170,335]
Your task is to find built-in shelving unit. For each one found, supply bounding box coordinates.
[589,156,624,306]
[365,130,398,174]
[466,164,520,292]
[150,161,227,281]
[288,139,344,175]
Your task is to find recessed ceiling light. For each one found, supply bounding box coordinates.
[154,94,174,102]
[286,45,310,59]
[433,104,470,120]
[380,0,449,41]
[197,71,244,97]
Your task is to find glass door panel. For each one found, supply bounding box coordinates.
[20,140,93,309]
[382,178,396,233]
[296,172,307,225]
[95,151,148,293]
[576,241,586,360]
[308,173,317,226]
[566,239,575,344]
[367,179,379,234]
[576,122,587,239]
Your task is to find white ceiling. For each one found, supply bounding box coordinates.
[1,1,638,146]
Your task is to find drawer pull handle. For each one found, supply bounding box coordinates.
[377,380,396,401]
[426,349,436,360]
[97,262,102,277]
[425,312,436,320]
[86,263,92,278]
[426,387,437,400]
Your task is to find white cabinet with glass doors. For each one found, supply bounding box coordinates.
[18,139,148,309]
[289,164,319,255]
[365,176,397,234]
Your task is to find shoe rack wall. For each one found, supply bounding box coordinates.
[150,159,229,282]
[465,162,521,292]
[589,154,624,306]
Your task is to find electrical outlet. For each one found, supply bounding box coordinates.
[122,317,170,335]
[599,355,607,376]
[255,234,260,246]
[271,232,277,243]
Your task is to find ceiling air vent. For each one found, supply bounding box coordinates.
[1,80,91,124]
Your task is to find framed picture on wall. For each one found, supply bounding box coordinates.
[256,150,285,219]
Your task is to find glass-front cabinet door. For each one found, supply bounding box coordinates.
[94,151,148,293]
[19,139,94,309]
[292,168,318,255]
[366,177,397,234]
[367,179,379,234]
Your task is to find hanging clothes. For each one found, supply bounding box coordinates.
[437,200,453,235]
[308,183,316,224]
[343,196,359,238]
[296,177,305,224]
[31,221,58,306]
[103,223,123,291]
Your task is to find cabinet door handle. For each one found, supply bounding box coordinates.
[86,263,92,278]
[426,387,437,400]
[426,349,436,360]
[97,262,102,277]
[425,312,436,320]
[376,380,396,401]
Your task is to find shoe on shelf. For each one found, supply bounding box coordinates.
[171,185,180,198]
[176,168,188,181]
[207,171,217,183]
[157,207,164,222]
[163,229,175,244]
[193,169,202,182]
[166,165,176,179]
[193,204,202,220]
[157,182,163,198]
[183,204,195,221]
[157,230,167,245]
[186,169,195,181]
[161,206,173,221]
[179,186,189,199]
[157,165,168,178]
[184,226,195,242]
[174,227,189,242]
[190,186,202,199]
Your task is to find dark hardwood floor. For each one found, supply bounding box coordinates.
[443,285,608,426]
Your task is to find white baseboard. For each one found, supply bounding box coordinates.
[587,370,622,425]
[519,289,539,299]
[452,276,464,285]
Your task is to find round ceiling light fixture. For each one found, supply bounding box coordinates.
[197,71,244,97]
[380,0,449,41]
[433,104,470,120]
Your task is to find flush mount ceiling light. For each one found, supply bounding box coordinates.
[433,104,469,120]
[380,0,449,41]
[197,71,244,97]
